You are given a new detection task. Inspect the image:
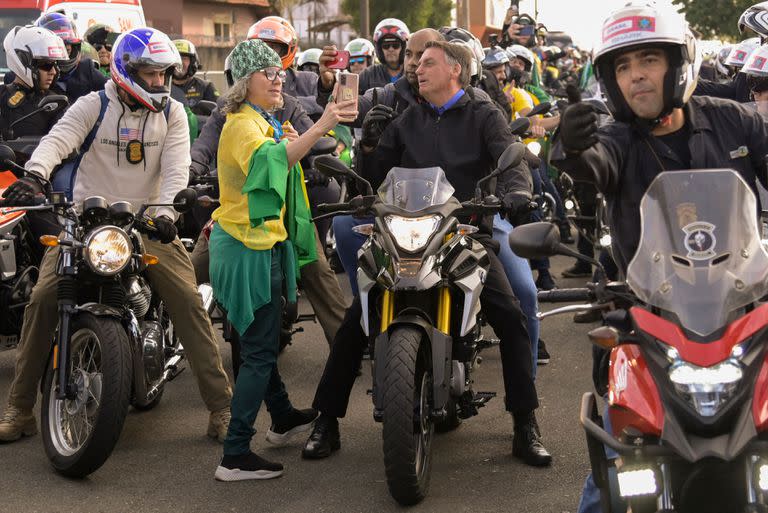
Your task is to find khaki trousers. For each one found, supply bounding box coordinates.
[8,236,232,412]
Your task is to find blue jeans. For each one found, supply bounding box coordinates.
[493,215,540,376]
[576,396,625,513]
[333,214,373,296]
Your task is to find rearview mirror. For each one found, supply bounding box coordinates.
[508,222,563,259]
[527,101,551,117]
[509,117,531,136]
[0,144,16,169]
[496,142,526,172]
[314,154,353,179]
[309,136,337,157]
[37,94,68,112]
[173,188,198,213]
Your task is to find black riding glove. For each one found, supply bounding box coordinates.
[304,168,331,188]
[151,215,177,244]
[361,104,396,148]
[559,102,599,155]
[189,160,209,181]
[503,191,535,227]
[2,176,44,205]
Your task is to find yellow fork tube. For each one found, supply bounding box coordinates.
[380,289,394,333]
[437,287,451,334]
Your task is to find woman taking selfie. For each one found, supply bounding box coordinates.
[211,39,357,481]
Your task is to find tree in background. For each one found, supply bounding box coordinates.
[673,0,755,41]
[342,0,453,34]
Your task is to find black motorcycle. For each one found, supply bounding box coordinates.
[5,185,198,477]
[313,143,526,505]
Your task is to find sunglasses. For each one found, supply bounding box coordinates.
[381,42,402,50]
[94,43,113,52]
[36,61,57,72]
[349,57,366,64]
[262,68,287,82]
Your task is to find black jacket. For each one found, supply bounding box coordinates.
[358,63,400,93]
[190,93,313,169]
[478,69,512,121]
[551,95,768,272]
[363,91,532,204]
[0,83,66,140]
[693,72,750,103]
[175,76,218,108]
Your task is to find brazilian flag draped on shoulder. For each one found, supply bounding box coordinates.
[241,139,317,272]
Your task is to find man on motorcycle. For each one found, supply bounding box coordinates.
[303,40,552,468]
[171,39,219,110]
[0,28,234,444]
[0,26,69,140]
[552,2,768,275]
[247,16,322,118]
[188,48,347,348]
[358,18,410,92]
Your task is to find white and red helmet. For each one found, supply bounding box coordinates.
[373,18,409,65]
[3,25,68,89]
[110,28,182,112]
[724,37,760,68]
[593,1,700,124]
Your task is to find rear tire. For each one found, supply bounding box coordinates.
[41,313,132,478]
[381,326,433,505]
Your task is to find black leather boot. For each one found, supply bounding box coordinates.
[301,414,340,459]
[512,411,552,467]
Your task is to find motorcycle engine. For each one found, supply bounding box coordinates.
[126,277,152,318]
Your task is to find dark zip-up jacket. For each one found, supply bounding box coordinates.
[358,63,401,93]
[551,95,768,272]
[693,72,750,103]
[362,91,532,206]
[190,93,313,169]
[285,68,322,117]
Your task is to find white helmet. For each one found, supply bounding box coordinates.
[437,27,484,82]
[3,25,68,90]
[373,18,409,65]
[506,44,535,72]
[593,2,700,124]
[345,38,375,62]
[297,48,322,69]
[739,2,768,37]
[110,28,182,112]
[725,37,761,68]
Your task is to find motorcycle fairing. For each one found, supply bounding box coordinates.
[608,343,664,437]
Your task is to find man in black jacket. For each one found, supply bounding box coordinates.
[357,18,410,92]
[302,40,552,468]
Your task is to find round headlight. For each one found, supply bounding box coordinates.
[84,226,132,276]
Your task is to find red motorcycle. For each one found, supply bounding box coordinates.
[511,169,768,513]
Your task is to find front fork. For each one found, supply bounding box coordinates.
[53,244,77,400]
[378,286,452,334]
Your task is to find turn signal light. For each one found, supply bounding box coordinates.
[142,253,159,265]
[352,224,374,236]
[587,325,619,349]
[39,235,59,247]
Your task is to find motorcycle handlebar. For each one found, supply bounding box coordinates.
[537,288,593,303]
[0,194,47,208]
[317,202,352,213]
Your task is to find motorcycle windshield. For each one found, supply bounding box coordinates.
[627,169,768,336]
[377,167,455,212]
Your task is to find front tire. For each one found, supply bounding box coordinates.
[41,313,132,477]
[381,326,433,505]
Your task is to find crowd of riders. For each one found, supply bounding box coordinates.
[1,0,768,504]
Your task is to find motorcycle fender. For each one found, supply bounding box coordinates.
[74,302,123,319]
[372,316,452,413]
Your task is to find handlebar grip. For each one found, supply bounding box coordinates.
[0,194,46,208]
[537,288,592,303]
[317,202,350,213]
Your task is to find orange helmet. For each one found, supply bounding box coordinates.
[246,16,298,70]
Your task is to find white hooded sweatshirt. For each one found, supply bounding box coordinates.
[26,80,190,220]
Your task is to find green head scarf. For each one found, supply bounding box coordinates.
[229,39,282,82]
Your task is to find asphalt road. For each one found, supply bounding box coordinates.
[0,254,601,513]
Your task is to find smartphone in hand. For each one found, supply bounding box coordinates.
[327,50,350,69]
[337,72,359,105]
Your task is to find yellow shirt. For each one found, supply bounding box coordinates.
[213,104,288,250]
[504,84,534,119]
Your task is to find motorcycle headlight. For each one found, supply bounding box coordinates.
[384,215,442,252]
[669,360,743,417]
[84,226,132,276]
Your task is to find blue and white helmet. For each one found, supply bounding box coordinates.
[111,28,182,112]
